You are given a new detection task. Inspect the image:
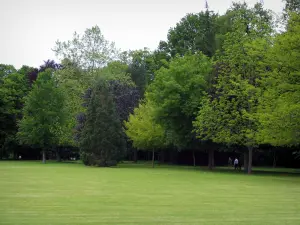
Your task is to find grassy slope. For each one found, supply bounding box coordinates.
[0,161,300,225]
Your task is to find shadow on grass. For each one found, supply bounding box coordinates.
[4,160,299,177]
[196,166,300,177]
[118,161,300,177]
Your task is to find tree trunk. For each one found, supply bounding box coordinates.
[208,149,214,170]
[42,149,46,164]
[152,149,155,168]
[170,150,177,164]
[192,150,196,167]
[273,149,277,168]
[160,151,165,164]
[56,152,61,162]
[133,149,137,163]
[248,146,253,174]
[244,151,249,173]
[211,149,215,168]
[56,148,61,162]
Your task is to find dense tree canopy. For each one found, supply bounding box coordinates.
[124,100,166,167]
[17,70,67,163]
[147,53,211,148]
[167,11,218,57]
[0,69,29,158]
[193,3,274,173]
[257,12,300,147]
[1,1,299,170]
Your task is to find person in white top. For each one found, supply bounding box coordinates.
[234,158,239,170]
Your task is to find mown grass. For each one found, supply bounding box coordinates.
[0,161,300,225]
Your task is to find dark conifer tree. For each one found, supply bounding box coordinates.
[79,78,126,166]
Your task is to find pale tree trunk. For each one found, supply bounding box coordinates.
[56,152,61,162]
[42,149,46,164]
[248,146,253,174]
[192,150,196,167]
[152,149,155,168]
[244,151,248,173]
[208,149,214,170]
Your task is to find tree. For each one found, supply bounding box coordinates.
[283,0,300,19]
[57,55,139,156]
[194,3,274,174]
[146,52,212,167]
[167,11,218,57]
[0,64,16,81]
[123,47,170,95]
[19,60,61,86]
[108,80,140,123]
[53,26,119,70]
[79,78,126,167]
[94,61,133,86]
[257,12,300,147]
[17,69,67,163]
[126,48,152,95]
[0,69,29,158]
[18,65,39,86]
[124,100,166,168]
[53,60,87,150]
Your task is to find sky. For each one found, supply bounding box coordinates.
[0,0,284,69]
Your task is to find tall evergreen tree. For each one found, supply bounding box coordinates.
[79,78,126,167]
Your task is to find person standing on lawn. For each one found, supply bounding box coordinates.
[234,157,239,170]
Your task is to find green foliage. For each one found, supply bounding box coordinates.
[284,0,300,19]
[0,72,29,117]
[94,61,133,86]
[0,69,29,157]
[146,53,211,148]
[79,78,126,167]
[125,47,170,93]
[53,26,119,70]
[127,48,153,94]
[17,65,36,76]
[257,13,300,146]
[0,64,17,81]
[167,11,218,57]
[17,70,67,151]
[53,60,87,146]
[194,3,273,148]
[215,2,274,54]
[54,57,137,148]
[124,100,166,151]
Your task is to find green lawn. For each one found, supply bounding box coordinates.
[1,161,300,225]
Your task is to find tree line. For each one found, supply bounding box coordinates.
[0,1,299,173]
